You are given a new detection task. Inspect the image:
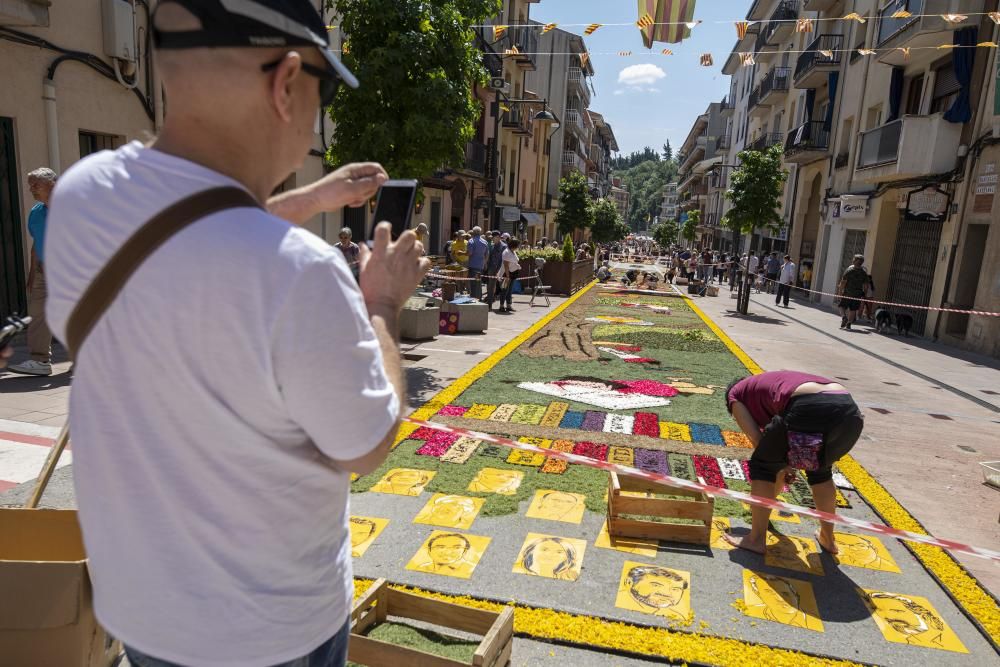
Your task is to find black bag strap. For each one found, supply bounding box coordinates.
[65,186,261,358]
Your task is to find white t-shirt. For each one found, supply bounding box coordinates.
[780,261,797,284]
[45,142,399,667]
[500,248,520,275]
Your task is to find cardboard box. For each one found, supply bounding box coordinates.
[0,509,120,667]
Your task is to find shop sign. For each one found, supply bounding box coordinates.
[839,195,868,219]
[906,186,949,222]
[502,206,521,222]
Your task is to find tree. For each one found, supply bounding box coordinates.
[554,170,594,235]
[722,144,789,313]
[652,220,677,248]
[682,210,699,245]
[327,0,501,180]
[561,234,575,262]
[613,158,678,231]
[662,140,673,162]
[590,198,630,244]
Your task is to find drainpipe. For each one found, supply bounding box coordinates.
[151,55,164,131]
[42,78,60,170]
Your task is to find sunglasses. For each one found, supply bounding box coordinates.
[261,57,343,107]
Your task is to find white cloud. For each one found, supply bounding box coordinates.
[613,89,625,96]
[617,64,666,88]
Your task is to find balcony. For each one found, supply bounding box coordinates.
[463,141,487,175]
[499,25,539,70]
[715,135,732,153]
[784,121,831,165]
[749,67,791,118]
[803,0,837,9]
[855,113,962,184]
[749,133,783,152]
[501,107,531,135]
[475,28,503,77]
[562,150,586,174]
[709,166,730,190]
[755,1,798,57]
[794,35,844,89]
[876,0,983,67]
[567,67,591,107]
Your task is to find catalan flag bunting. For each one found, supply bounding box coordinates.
[740,52,755,66]
[542,23,556,34]
[584,23,602,35]
[891,10,912,19]
[979,41,999,48]
[735,21,749,40]
[796,18,814,33]
[637,13,655,29]
[493,25,507,41]
[990,12,1000,25]
[640,0,699,49]
[844,12,866,23]
[941,14,967,23]
[579,52,590,69]
[661,48,673,55]
[618,50,633,57]
[857,48,876,56]
[700,52,713,67]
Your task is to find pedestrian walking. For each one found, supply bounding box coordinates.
[775,255,795,307]
[43,2,429,665]
[485,230,506,307]
[497,238,521,313]
[413,222,428,255]
[765,252,781,294]
[724,372,864,556]
[8,167,57,376]
[335,227,360,280]
[838,254,868,331]
[466,226,488,300]
[700,249,713,284]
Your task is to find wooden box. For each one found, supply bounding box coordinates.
[607,472,714,545]
[349,579,513,667]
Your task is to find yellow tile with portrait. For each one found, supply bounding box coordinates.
[525,490,586,524]
[858,588,967,653]
[467,467,524,495]
[765,533,824,576]
[405,530,491,580]
[709,517,735,551]
[615,561,692,623]
[370,468,436,496]
[833,533,901,573]
[513,533,587,582]
[413,494,484,530]
[741,570,823,632]
[349,516,388,558]
[595,521,658,558]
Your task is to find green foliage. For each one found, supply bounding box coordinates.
[613,158,678,232]
[722,144,789,237]
[554,171,594,235]
[590,198,630,244]
[662,140,673,162]
[326,0,502,180]
[652,220,677,248]
[519,247,564,263]
[610,146,661,170]
[561,234,575,262]
[682,209,700,244]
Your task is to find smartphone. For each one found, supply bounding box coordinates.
[370,179,418,242]
[0,316,31,349]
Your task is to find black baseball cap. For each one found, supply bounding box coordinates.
[152,0,358,89]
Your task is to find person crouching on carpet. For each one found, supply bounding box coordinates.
[723,371,864,555]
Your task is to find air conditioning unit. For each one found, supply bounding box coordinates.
[489,77,509,93]
[102,0,136,61]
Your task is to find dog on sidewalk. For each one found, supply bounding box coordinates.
[895,313,914,337]
[874,308,893,334]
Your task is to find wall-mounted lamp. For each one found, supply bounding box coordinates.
[415,199,424,214]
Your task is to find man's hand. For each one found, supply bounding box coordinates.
[360,223,431,315]
[267,162,388,225]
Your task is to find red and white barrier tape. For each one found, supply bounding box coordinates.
[403,417,1000,563]
[426,272,538,282]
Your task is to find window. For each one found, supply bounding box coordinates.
[839,117,854,156]
[930,61,959,114]
[850,18,869,63]
[78,130,119,157]
[865,105,882,131]
[904,75,925,115]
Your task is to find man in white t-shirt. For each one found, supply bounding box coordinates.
[44,2,428,666]
[776,254,797,308]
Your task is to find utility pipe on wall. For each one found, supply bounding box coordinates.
[42,78,60,170]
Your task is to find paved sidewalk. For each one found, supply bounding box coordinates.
[692,285,1000,596]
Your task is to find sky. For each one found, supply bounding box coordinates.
[529,0,754,156]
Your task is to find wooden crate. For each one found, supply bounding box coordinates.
[349,579,513,667]
[607,472,714,545]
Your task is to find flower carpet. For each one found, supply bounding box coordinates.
[349,284,999,666]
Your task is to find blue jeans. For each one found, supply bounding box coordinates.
[124,620,350,667]
[468,267,483,299]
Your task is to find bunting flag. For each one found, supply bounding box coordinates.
[641,0,700,49]
[542,23,557,34]
[619,50,633,56]
[637,12,655,29]
[661,48,673,55]
[740,52,756,66]
[991,12,1000,25]
[493,25,507,41]
[796,18,814,33]
[843,12,867,23]
[857,48,876,56]
[891,10,912,19]
[818,49,833,58]
[584,23,602,35]
[500,104,510,113]
[898,46,911,61]
[941,14,967,24]
[735,21,749,39]
[979,41,999,48]
[700,52,714,67]
[937,43,956,50]
[504,45,520,56]
[579,52,590,69]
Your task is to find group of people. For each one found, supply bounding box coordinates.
[437,228,522,313]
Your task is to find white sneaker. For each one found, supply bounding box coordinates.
[7,360,52,376]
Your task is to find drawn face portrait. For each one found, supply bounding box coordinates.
[742,571,823,632]
[513,533,586,581]
[371,468,435,496]
[526,490,586,523]
[709,517,735,551]
[405,531,491,580]
[834,533,900,573]
[765,533,824,576]
[859,589,966,652]
[414,494,483,530]
[467,467,523,495]
[349,516,388,558]
[615,562,692,621]
[595,521,658,557]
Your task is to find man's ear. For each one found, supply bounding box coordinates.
[269,52,303,123]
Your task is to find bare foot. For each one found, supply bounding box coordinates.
[724,532,766,554]
[816,531,839,555]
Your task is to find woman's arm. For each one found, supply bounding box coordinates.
[730,401,762,447]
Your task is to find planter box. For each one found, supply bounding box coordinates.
[401,297,440,341]
[519,260,592,295]
[607,472,714,545]
[349,579,514,667]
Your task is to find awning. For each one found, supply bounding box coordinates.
[521,212,544,226]
[501,206,521,222]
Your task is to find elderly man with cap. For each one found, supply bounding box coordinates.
[485,230,506,307]
[43,2,429,666]
[466,226,488,300]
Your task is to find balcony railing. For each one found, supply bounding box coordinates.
[749,133,783,152]
[499,25,538,67]
[464,141,487,175]
[756,0,798,52]
[562,150,585,173]
[749,67,791,111]
[565,108,583,131]
[795,35,844,81]
[785,121,831,154]
[877,0,922,46]
[857,119,903,169]
[709,166,729,190]
[715,135,731,152]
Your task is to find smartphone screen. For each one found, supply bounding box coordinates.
[371,180,418,241]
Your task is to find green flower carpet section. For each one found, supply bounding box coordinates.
[349,287,997,666]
